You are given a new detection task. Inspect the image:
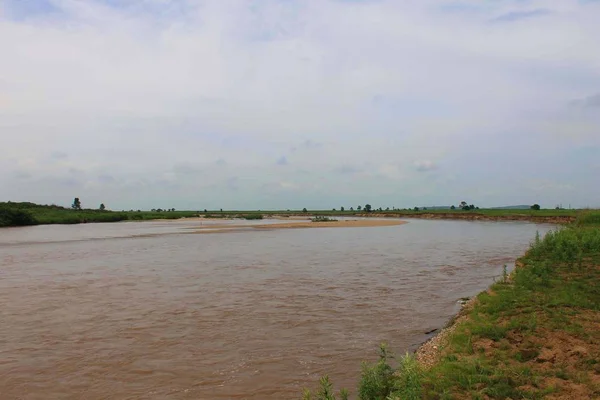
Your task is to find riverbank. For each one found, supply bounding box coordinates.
[303,213,600,399]
[0,201,583,227]
[0,202,199,227]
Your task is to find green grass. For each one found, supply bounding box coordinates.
[302,218,600,399]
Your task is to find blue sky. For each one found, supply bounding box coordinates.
[1,0,599,210]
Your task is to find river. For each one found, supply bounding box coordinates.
[0,218,553,399]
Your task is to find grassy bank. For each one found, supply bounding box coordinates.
[0,202,198,227]
[303,212,600,399]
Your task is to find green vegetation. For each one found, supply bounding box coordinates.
[0,202,198,227]
[311,216,338,222]
[0,207,37,227]
[0,200,593,228]
[241,213,264,220]
[302,211,600,399]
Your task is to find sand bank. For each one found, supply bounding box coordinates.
[189,219,406,233]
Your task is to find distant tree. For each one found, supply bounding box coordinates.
[341,206,345,212]
[350,207,354,211]
[531,204,541,210]
[332,208,336,211]
[423,207,427,210]
[151,209,156,212]
[157,208,163,212]
[72,197,82,210]
[302,208,308,213]
[469,204,475,210]
[378,207,382,212]
[99,203,106,211]
[450,205,456,210]
[357,205,362,211]
[204,209,208,213]
[220,208,223,212]
[364,204,372,212]
[137,210,141,212]
[171,208,176,212]
[459,201,468,209]
[385,207,390,211]
[413,207,420,211]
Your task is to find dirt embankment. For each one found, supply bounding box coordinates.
[353,213,575,224]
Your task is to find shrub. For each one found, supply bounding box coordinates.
[0,208,37,227]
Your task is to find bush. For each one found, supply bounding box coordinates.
[0,208,37,227]
[312,216,338,222]
[358,344,395,400]
[242,214,263,220]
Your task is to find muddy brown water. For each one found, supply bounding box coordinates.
[0,219,554,399]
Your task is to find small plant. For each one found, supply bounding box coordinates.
[312,216,338,222]
[302,376,349,400]
[358,344,395,400]
[502,264,509,283]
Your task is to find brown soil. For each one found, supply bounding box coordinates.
[357,212,575,224]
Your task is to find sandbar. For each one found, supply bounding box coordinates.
[189,219,406,233]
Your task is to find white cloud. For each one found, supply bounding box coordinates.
[1,0,599,209]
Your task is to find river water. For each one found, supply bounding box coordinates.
[0,219,553,399]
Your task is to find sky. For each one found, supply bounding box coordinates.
[1,0,599,211]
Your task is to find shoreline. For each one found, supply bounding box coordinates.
[390,225,600,398]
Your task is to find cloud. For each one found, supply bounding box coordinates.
[571,93,600,108]
[50,151,68,160]
[489,9,552,23]
[1,0,599,209]
[334,164,363,175]
[414,160,439,172]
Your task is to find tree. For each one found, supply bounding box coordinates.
[99,203,106,211]
[357,205,362,211]
[413,207,420,211]
[531,204,541,210]
[385,207,390,211]
[341,206,345,212]
[72,197,81,210]
[364,204,372,212]
[450,205,456,210]
[350,207,354,211]
[302,208,308,213]
[459,201,468,209]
